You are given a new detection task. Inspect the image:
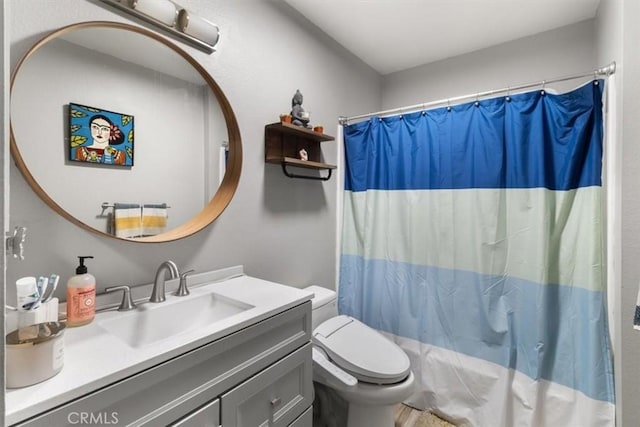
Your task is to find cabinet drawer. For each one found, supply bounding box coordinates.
[170,399,219,427]
[288,406,312,427]
[221,343,312,427]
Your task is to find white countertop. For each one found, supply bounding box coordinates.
[6,268,313,425]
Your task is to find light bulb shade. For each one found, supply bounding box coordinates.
[129,0,178,27]
[177,9,220,48]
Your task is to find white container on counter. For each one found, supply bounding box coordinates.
[6,298,60,332]
[6,321,66,388]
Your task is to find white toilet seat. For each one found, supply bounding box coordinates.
[312,315,410,384]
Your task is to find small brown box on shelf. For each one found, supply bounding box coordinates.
[313,125,324,134]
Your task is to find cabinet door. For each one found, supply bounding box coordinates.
[170,399,219,427]
[221,343,312,427]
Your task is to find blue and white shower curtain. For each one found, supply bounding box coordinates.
[339,81,614,426]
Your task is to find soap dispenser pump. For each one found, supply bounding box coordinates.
[66,256,96,327]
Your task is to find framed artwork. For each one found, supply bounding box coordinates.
[69,103,134,166]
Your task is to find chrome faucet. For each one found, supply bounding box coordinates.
[150,260,179,303]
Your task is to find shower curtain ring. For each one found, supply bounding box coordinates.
[541,80,546,96]
[506,87,511,102]
[446,100,451,112]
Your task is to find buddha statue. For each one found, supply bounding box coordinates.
[290,89,311,128]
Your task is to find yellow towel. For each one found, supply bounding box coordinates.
[142,204,168,236]
[114,203,141,238]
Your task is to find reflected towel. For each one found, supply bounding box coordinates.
[142,203,167,236]
[635,284,640,330]
[114,203,141,238]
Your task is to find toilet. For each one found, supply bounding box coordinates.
[305,285,415,427]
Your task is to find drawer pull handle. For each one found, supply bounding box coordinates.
[270,397,282,407]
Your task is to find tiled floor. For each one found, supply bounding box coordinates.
[395,404,455,427]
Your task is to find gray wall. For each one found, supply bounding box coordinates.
[612,0,640,425]
[6,0,381,303]
[382,20,596,110]
[595,0,624,424]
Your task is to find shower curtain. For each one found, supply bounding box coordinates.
[338,81,614,426]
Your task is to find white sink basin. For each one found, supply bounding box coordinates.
[97,292,254,348]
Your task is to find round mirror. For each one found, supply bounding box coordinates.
[10,21,241,243]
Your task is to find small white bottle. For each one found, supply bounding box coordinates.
[16,276,40,312]
[66,256,96,327]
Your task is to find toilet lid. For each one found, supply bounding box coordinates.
[312,315,410,384]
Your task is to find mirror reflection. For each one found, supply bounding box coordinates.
[11,23,237,241]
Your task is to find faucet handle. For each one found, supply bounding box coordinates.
[175,269,195,297]
[105,285,137,311]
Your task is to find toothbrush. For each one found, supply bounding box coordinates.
[36,276,48,298]
[42,274,59,303]
[22,290,42,311]
[26,277,48,311]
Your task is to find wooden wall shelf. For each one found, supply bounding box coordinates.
[265,122,336,181]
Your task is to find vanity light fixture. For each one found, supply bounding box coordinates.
[99,0,220,54]
[177,9,220,48]
[128,0,178,27]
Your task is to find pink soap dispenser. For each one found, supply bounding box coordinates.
[66,256,96,327]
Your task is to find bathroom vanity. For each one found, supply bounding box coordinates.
[6,267,314,426]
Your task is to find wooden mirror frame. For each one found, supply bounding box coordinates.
[10,21,242,243]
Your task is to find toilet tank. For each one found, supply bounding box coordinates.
[304,285,338,330]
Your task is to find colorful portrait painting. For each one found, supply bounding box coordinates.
[69,103,134,166]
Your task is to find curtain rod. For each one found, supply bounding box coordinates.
[339,62,616,125]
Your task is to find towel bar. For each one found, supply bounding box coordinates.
[281,164,332,181]
[101,202,172,209]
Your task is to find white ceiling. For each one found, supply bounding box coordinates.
[284,0,602,75]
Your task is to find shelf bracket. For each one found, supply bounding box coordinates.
[281,164,332,181]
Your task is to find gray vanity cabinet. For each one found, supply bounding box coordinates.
[220,343,312,426]
[171,399,220,426]
[14,302,312,427]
